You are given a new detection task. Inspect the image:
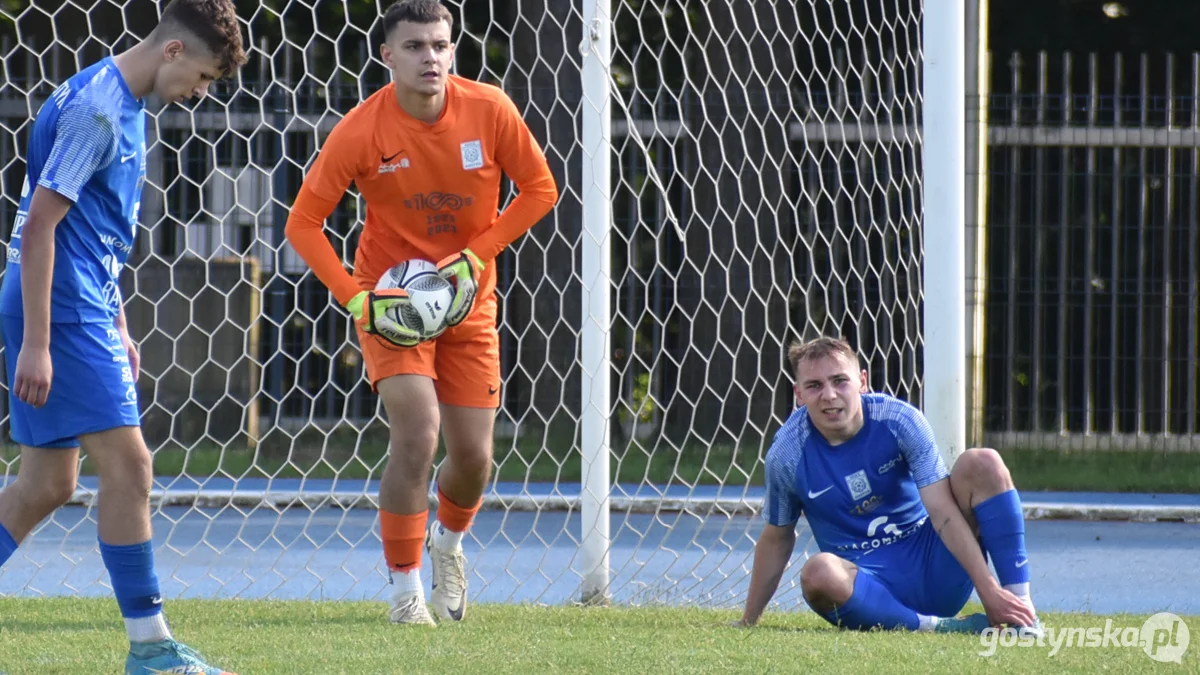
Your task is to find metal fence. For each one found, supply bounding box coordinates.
[1,48,1198,450]
[981,51,1200,450]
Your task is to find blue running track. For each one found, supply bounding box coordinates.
[1,478,1198,616]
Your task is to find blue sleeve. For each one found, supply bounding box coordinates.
[763,425,803,528]
[894,402,950,488]
[37,96,118,202]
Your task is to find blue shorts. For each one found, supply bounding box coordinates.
[855,518,980,617]
[2,316,140,449]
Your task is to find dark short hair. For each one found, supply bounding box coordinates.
[383,0,455,40]
[155,0,247,77]
[787,337,861,378]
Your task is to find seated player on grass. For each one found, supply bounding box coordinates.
[736,337,1041,635]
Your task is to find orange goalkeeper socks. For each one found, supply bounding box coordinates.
[436,486,482,533]
[380,509,427,572]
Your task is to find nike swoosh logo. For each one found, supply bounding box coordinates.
[488,386,498,395]
[382,150,403,162]
[1015,558,1029,567]
[807,486,833,499]
[121,153,136,163]
[428,580,464,620]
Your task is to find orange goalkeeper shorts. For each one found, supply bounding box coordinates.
[356,293,501,409]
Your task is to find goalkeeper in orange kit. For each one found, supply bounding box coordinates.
[284,0,557,626]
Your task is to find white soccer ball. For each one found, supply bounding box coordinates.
[375,259,454,339]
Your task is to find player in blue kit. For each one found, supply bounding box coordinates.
[738,337,1041,635]
[0,1,245,673]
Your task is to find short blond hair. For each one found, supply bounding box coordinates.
[787,336,860,378]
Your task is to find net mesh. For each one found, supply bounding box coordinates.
[0,0,924,609]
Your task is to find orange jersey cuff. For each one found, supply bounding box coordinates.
[284,185,362,305]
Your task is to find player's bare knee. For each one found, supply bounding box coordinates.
[16,471,76,514]
[447,441,491,477]
[800,553,855,609]
[40,472,77,510]
[953,447,1013,494]
[106,451,153,500]
[389,422,440,472]
[439,405,496,481]
[88,442,153,499]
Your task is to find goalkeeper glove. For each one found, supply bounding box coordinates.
[436,248,485,328]
[344,289,422,348]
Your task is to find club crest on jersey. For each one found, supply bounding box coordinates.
[461,140,483,170]
[844,469,872,500]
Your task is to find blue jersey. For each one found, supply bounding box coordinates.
[763,393,950,563]
[1,56,146,323]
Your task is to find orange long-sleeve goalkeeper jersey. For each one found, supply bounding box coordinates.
[285,75,559,306]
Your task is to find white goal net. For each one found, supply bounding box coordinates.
[0,0,928,610]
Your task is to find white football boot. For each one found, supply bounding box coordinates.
[388,591,437,626]
[426,522,469,621]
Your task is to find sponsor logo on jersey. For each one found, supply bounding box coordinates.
[100,254,121,278]
[11,212,26,239]
[378,150,411,173]
[404,192,472,211]
[51,82,71,109]
[100,234,133,254]
[836,515,925,554]
[878,453,904,475]
[850,494,884,516]
[100,255,123,308]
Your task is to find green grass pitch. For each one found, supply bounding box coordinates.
[0,598,1194,674]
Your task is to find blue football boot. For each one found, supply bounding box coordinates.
[125,639,234,675]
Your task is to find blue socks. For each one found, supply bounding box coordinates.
[5,528,173,643]
[974,489,1036,619]
[973,489,1030,586]
[816,570,922,631]
[0,523,17,567]
[100,539,172,643]
[99,539,164,618]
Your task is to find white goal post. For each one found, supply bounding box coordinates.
[0,0,967,609]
